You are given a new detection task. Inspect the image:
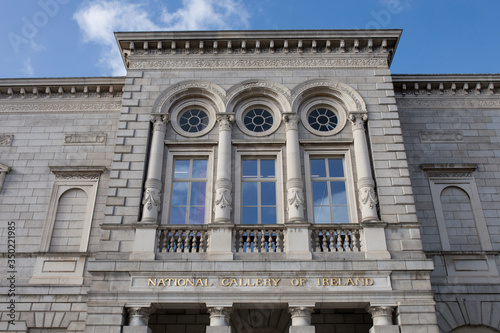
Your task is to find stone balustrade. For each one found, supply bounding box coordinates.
[311,225,361,253]
[157,226,209,253]
[233,226,285,253]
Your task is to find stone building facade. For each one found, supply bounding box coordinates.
[0,30,499,333]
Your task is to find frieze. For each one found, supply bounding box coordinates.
[396,98,500,109]
[0,134,13,146]
[64,133,106,145]
[0,101,122,113]
[55,173,101,180]
[419,131,463,142]
[129,58,388,71]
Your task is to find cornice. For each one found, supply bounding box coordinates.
[116,29,401,69]
[396,98,500,109]
[0,77,125,101]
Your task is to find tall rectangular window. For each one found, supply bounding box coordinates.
[241,158,277,224]
[169,159,208,224]
[310,158,349,223]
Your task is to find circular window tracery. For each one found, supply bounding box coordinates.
[243,108,274,133]
[308,107,338,132]
[179,109,209,133]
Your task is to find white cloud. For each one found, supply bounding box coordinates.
[74,0,250,76]
[22,58,35,76]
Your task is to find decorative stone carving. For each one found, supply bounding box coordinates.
[289,307,314,326]
[396,98,500,109]
[368,306,394,326]
[214,188,232,212]
[216,114,235,131]
[348,113,368,130]
[0,134,13,146]
[287,188,304,210]
[0,102,121,113]
[54,173,101,180]
[128,307,154,326]
[129,58,388,71]
[359,187,378,209]
[283,113,300,131]
[419,131,463,142]
[0,163,11,193]
[64,133,106,145]
[142,188,161,212]
[226,80,292,106]
[150,114,169,132]
[207,307,232,326]
[420,163,477,178]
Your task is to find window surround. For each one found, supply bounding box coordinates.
[162,147,214,225]
[235,99,282,137]
[304,149,357,224]
[234,146,284,225]
[170,99,217,138]
[299,97,347,136]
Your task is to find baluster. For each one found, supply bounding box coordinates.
[246,230,252,253]
[184,230,191,253]
[336,231,343,252]
[271,231,276,252]
[160,230,167,252]
[329,230,335,252]
[168,231,175,252]
[275,230,282,252]
[322,229,329,252]
[260,230,267,252]
[352,229,360,252]
[345,230,352,252]
[315,230,321,252]
[199,231,204,252]
[176,230,183,253]
[238,230,244,253]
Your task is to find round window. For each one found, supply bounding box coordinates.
[307,107,338,132]
[243,108,274,133]
[179,109,209,133]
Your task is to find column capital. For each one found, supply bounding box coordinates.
[368,306,394,326]
[127,306,155,326]
[289,306,314,326]
[208,307,232,326]
[348,113,368,130]
[216,113,235,131]
[283,113,300,131]
[150,114,169,132]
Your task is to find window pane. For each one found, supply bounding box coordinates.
[314,206,330,223]
[171,182,188,205]
[192,159,207,178]
[310,159,326,178]
[170,207,187,224]
[189,207,205,224]
[190,182,206,206]
[261,182,276,205]
[331,182,347,205]
[333,206,349,223]
[312,182,329,206]
[242,159,258,178]
[261,207,277,224]
[260,160,275,178]
[242,182,258,205]
[328,159,344,177]
[242,207,258,224]
[174,160,190,178]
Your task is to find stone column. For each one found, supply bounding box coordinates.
[123,306,154,333]
[349,113,390,260]
[207,307,232,333]
[208,114,235,261]
[283,114,311,260]
[289,307,315,333]
[131,114,169,260]
[368,306,398,333]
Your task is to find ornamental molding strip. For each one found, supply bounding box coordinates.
[50,166,107,180]
[64,133,107,145]
[420,163,478,178]
[128,57,388,70]
[396,98,500,109]
[0,101,122,113]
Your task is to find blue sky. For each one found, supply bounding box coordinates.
[1,0,499,78]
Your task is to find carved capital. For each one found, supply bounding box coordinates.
[289,307,313,326]
[208,307,232,326]
[348,113,368,131]
[142,188,161,213]
[128,306,154,326]
[283,113,300,131]
[216,114,235,131]
[368,306,394,326]
[150,114,169,132]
